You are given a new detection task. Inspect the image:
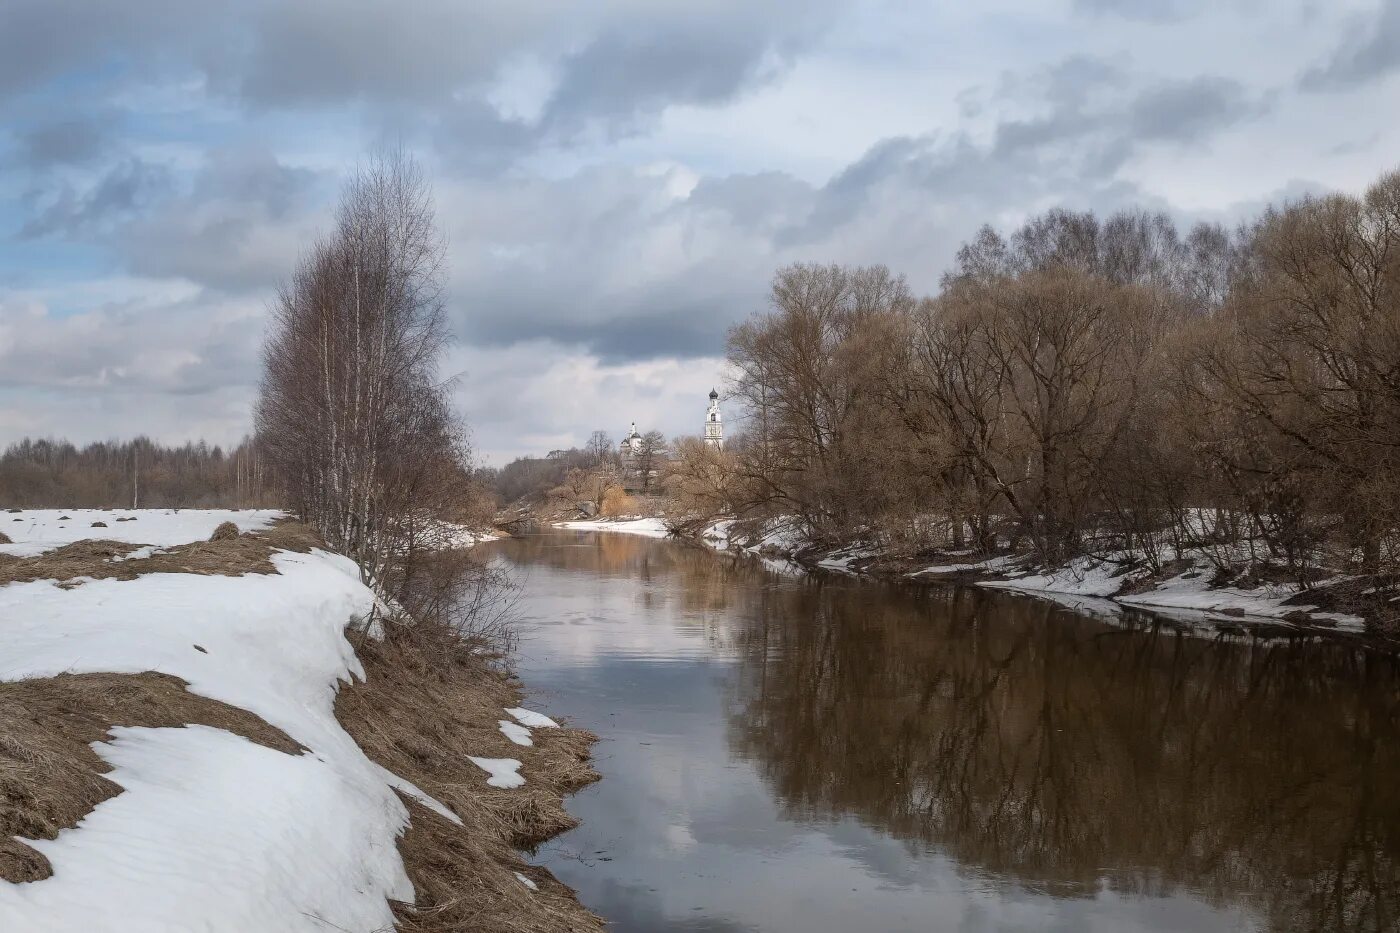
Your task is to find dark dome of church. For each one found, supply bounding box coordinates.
[709,388,719,399]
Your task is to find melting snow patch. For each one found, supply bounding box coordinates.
[0,539,459,931]
[506,707,558,729]
[468,756,525,789]
[556,517,670,538]
[514,871,538,891]
[110,545,163,562]
[499,720,533,746]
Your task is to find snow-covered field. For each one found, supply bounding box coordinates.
[0,509,504,932]
[555,516,671,538]
[0,508,282,557]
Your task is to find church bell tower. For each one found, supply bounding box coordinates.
[703,389,723,449]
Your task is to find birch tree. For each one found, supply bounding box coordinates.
[257,150,467,599]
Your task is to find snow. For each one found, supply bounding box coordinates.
[555,517,671,538]
[499,719,533,746]
[0,508,283,557]
[0,513,459,932]
[110,544,164,562]
[506,707,559,729]
[816,545,876,574]
[4,726,416,933]
[467,756,525,789]
[911,555,1020,575]
[701,519,735,548]
[514,871,538,891]
[754,520,807,554]
[981,557,1125,599]
[430,521,500,549]
[982,554,1366,633]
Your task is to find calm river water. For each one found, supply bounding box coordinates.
[488,530,1400,933]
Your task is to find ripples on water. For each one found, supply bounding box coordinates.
[490,531,1400,933]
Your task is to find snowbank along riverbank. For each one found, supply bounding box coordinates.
[0,509,600,932]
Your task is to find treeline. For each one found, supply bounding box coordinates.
[485,444,611,505]
[672,167,1400,583]
[0,436,271,509]
[485,428,668,511]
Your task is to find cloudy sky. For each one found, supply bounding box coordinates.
[2,0,1398,464]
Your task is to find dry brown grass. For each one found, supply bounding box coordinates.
[0,671,301,883]
[209,520,239,541]
[337,622,604,932]
[0,521,322,586]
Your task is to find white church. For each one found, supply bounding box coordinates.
[620,388,723,460]
[703,388,723,448]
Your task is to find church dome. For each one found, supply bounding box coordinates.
[709,387,719,400]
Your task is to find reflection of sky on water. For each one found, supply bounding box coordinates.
[493,534,1270,933]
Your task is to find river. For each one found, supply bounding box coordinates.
[487,529,1400,933]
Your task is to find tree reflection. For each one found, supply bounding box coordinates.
[727,582,1400,932]
[496,531,1400,931]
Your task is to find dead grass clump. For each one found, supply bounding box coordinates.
[0,531,10,544]
[0,521,323,586]
[599,487,637,518]
[209,520,239,541]
[0,671,300,883]
[336,621,602,932]
[91,521,107,528]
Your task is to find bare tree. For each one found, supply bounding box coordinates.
[257,150,468,603]
[586,430,614,467]
[633,430,667,490]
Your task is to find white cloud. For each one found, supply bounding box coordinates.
[449,342,728,465]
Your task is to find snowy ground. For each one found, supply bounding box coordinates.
[0,509,464,932]
[0,508,282,557]
[555,517,671,538]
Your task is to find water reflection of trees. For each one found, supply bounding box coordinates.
[727,583,1400,933]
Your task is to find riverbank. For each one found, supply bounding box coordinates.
[705,517,1392,636]
[555,514,1391,638]
[0,509,600,932]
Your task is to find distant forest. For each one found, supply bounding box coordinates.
[0,437,272,509]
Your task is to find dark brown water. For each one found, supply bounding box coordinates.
[490,530,1400,933]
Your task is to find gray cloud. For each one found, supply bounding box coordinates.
[431,55,1274,366]
[116,149,325,292]
[0,291,262,397]
[225,0,546,107]
[542,26,790,140]
[12,113,117,167]
[1302,0,1400,90]
[20,157,172,239]
[1127,76,1263,143]
[0,0,215,99]
[1072,0,1211,21]
[0,0,852,170]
